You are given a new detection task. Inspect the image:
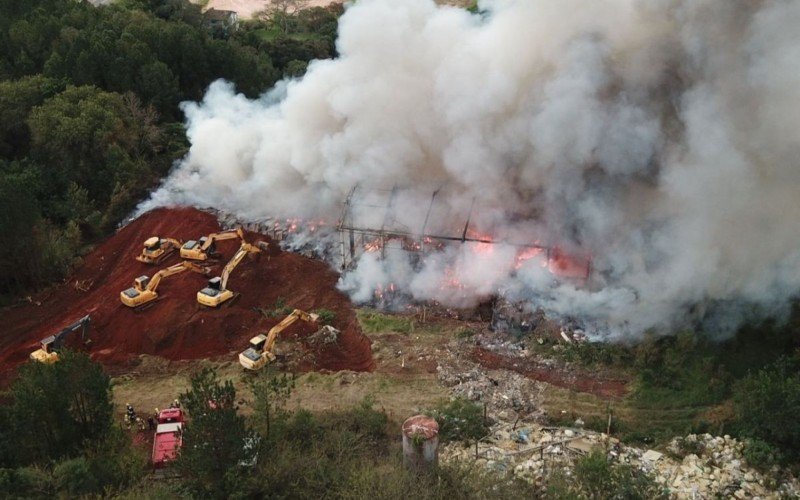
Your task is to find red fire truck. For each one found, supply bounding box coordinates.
[152,408,184,469]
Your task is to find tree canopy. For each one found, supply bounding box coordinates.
[0,0,342,303]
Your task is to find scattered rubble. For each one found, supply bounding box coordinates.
[441,424,800,499]
[437,345,546,421]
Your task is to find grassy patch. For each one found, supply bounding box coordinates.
[357,310,416,334]
[312,308,336,324]
[257,297,294,318]
[454,327,476,339]
[541,383,726,447]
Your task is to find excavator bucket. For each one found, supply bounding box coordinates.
[223,293,242,308]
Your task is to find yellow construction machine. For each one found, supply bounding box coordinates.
[239,309,319,370]
[179,228,244,261]
[196,241,261,308]
[30,315,91,363]
[121,261,211,310]
[137,237,182,264]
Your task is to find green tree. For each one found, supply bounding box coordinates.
[52,457,99,496]
[259,0,309,35]
[0,75,64,159]
[3,351,113,466]
[248,367,295,439]
[28,86,133,204]
[177,368,257,498]
[733,357,800,456]
[0,166,44,295]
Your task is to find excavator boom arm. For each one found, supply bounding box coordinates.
[263,309,316,354]
[200,228,244,251]
[147,261,209,292]
[40,314,91,355]
[219,242,260,290]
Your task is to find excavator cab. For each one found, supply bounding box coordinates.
[197,277,232,307]
[134,275,151,291]
[40,335,57,353]
[30,336,59,364]
[137,237,181,265]
[121,275,150,302]
[181,229,243,261]
[240,334,271,367]
[196,242,261,308]
[206,277,222,291]
[144,237,161,250]
[181,239,218,261]
[198,277,222,298]
[249,334,268,351]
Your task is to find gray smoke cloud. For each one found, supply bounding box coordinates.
[139,0,800,340]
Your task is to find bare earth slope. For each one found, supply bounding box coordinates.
[1,207,373,381]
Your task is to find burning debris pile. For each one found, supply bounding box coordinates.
[141,0,800,340]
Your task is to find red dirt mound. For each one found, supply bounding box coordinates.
[1,207,374,380]
[471,347,628,399]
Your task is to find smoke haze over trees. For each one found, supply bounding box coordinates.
[143,0,800,340]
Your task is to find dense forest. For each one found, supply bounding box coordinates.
[0,0,341,303]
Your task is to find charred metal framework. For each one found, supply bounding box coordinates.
[336,185,590,276]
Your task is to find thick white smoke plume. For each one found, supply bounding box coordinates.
[140,0,800,340]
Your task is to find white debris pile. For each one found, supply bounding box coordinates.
[436,353,545,421]
[441,427,799,499]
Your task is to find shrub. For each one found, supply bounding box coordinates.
[429,398,487,443]
[53,457,99,496]
[84,427,148,490]
[313,308,336,324]
[546,451,666,499]
[348,396,389,444]
[733,357,800,456]
[358,310,415,334]
[454,327,475,339]
[670,436,704,459]
[262,296,293,317]
[0,466,52,498]
[743,439,782,470]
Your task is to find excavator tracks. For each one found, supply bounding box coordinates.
[196,292,241,310]
[133,298,161,313]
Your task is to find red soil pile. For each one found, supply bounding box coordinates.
[1,207,374,380]
[471,347,628,399]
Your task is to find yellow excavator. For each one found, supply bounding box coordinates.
[180,228,244,261]
[196,241,261,308]
[30,315,91,363]
[137,237,183,264]
[239,309,319,370]
[121,261,211,310]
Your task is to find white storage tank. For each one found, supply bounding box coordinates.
[402,415,439,470]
